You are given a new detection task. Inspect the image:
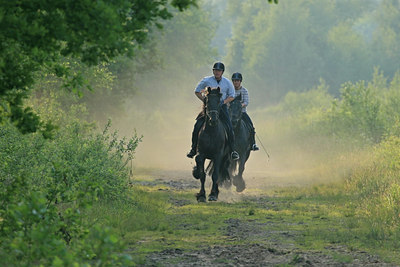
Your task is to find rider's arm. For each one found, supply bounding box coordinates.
[195,77,208,102]
[242,88,249,108]
[195,91,205,102]
[226,78,235,105]
[224,96,234,104]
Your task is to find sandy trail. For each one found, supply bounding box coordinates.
[131,168,395,267]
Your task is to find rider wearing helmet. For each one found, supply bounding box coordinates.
[187,62,240,160]
[231,72,259,151]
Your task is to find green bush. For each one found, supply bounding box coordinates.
[0,120,141,265]
[340,135,400,246]
[324,80,384,143]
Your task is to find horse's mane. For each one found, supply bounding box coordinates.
[203,87,220,96]
[201,87,221,113]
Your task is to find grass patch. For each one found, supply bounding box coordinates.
[263,186,400,264]
[89,173,400,265]
[331,252,353,263]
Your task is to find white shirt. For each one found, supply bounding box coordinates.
[234,86,249,113]
[195,75,235,101]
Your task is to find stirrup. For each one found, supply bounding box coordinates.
[187,149,196,158]
[252,144,259,151]
[231,151,240,160]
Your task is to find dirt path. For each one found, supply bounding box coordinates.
[134,170,396,266]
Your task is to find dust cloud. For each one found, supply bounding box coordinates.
[104,0,359,191]
[110,74,351,192]
[113,72,206,171]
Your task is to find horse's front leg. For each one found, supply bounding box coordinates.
[234,157,246,192]
[195,154,206,202]
[208,156,221,201]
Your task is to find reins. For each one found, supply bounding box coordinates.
[206,109,219,118]
[204,93,221,123]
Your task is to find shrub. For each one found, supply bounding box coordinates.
[0,120,141,265]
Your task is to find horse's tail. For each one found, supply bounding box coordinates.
[217,153,231,184]
[229,160,238,176]
[205,155,231,184]
[206,161,213,176]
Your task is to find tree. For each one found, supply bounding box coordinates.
[0,0,197,134]
[224,0,394,105]
[371,0,400,78]
[70,1,218,125]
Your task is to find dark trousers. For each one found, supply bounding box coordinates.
[242,112,256,145]
[242,112,253,128]
[191,104,235,152]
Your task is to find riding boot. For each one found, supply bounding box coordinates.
[187,128,199,158]
[220,104,239,161]
[187,117,204,158]
[228,131,240,161]
[251,128,259,151]
[231,150,240,161]
[187,147,197,158]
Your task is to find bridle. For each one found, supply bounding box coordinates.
[230,98,242,129]
[206,109,219,121]
[205,94,220,124]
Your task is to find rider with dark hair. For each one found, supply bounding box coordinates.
[187,62,240,160]
[231,72,259,151]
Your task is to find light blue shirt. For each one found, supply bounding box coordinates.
[195,76,235,101]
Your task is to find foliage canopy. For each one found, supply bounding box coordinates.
[224,0,400,105]
[0,0,197,134]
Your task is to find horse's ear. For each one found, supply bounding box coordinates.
[235,94,241,101]
[207,87,211,94]
[217,87,221,93]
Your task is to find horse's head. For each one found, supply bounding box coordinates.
[204,87,222,127]
[229,94,243,129]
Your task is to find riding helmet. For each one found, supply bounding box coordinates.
[212,62,225,71]
[231,72,243,81]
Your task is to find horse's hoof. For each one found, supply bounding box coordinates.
[197,195,206,202]
[236,184,246,192]
[208,195,218,201]
[196,192,206,202]
[233,176,246,192]
[192,166,200,179]
[235,181,246,192]
[222,179,232,189]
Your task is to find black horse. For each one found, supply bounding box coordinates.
[228,94,252,192]
[192,87,230,202]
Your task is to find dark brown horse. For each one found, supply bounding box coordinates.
[228,94,252,192]
[192,87,230,202]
